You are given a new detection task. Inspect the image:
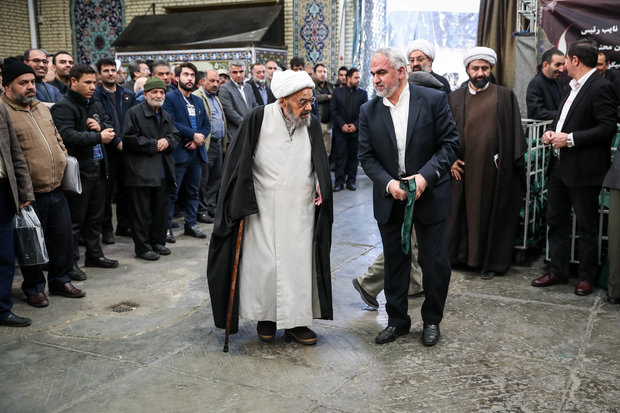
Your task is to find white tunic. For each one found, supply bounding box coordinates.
[238,103,320,329]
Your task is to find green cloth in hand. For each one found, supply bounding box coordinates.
[400,179,416,255]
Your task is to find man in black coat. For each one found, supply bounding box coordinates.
[94,57,137,243]
[526,48,566,120]
[330,68,368,191]
[207,70,333,346]
[122,77,179,260]
[532,40,618,296]
[248,63,276,106]
[51,64,119,273]
[359,47,458,347]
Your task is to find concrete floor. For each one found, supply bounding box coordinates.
[1,174,619,413]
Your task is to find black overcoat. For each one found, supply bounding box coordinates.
[207,105,333,333]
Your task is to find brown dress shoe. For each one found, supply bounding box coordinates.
[26,292,49,307]
[257,321,276,342]
[49,282,86,298]
[284,326,317,345]
[531,273,568,287]
[575,280,593,296]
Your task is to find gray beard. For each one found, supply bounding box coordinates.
[375,82,398,98]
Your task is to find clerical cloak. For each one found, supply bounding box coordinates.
[447,84,527,273]
[207,104,333,334]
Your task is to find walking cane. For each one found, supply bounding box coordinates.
[223,217,245,353]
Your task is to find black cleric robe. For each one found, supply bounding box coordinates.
[447,84,527,274]
[207,105,333,333]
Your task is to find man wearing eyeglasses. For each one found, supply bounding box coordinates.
[23,49,62,106]
[208,70,333,346]
[407,40,451,94]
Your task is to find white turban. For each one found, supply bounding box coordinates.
[408,39,435,60]
[463,46,497,67]
[271,70,315,99]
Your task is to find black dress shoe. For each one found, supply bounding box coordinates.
[184,225,207,239]
[422,324,440,347]
[166,228,176,243]
[257,321,277,342]
[49,282,86,298]
[333,184,344,192]
[171,222,180,229]
[137,250,160,261]
[346,183,356,191]
[69,265,87,281]
[101,232,116,244]
[152,244,171,255]
[84,256,119,268]
[352,278,379,308]
[606,294,620,304]
[375,325,410,344]
[0,312,32,327]
[115,227,132,237]
[197,213,215,224]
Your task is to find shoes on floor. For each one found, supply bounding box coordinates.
[346,183,356,191]
[137,250,160,261]
[26,292,49,308]
[84,256,119,269]
[284,326,317,345]
[257,321,277,342]
[422,324,440,347]
[49,282,86,298]
[574,280,593,296]
[375,325,409,344]
[69,265,87,281]
[184,225,206,239]
[352,278,379,308]
[152,244,171,255]
[166,229,176,243]
[531,273,568,287]
[101,232,116,244]
[197,213,215,224]
[0,312,32,327]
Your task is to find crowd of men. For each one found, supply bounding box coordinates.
[0,40,618,353]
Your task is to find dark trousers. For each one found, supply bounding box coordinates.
[20,188,72,296]
[168,150,202,228]
[130,180,170,255]
[547,161,601,281]
[65,164,106,263]
[102,151,131,234]
[198,139,223,216]
[0,181,16,318]
[378,201,451,328]
[333,134,359,186]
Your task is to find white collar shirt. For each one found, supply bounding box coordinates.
[556,67,596,134]
[382,82,410,176]
[235,81,248,106]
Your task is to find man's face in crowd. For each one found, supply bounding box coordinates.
[466,59,492,89]
[230,65,245,84]
[72,73,97,99]
[25,50,49,79]
[145,88,165,109]
[314,65,327,83]
[265,61,277,80]
[596,53,609,76]
[153,65,171,86]
[281,88,313,127]
[371,53,403,98]
[6,73,36,106]
[99,64,117,87]
[252,64,266,84]
[54,53,74,78]
[206,71,220,94]
[291,65,304,72]
[347,71,361,88]
[543,54,565,80]
[338,69,347,85]
[219,74,229,86]
[136,63,150,79]
[177,68,195,91]
[116,66,127,84]
[409,50,432,73]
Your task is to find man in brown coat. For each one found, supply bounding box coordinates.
[0,102,34,326]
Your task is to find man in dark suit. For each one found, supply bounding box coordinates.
[330,67,368,191]
[162,63,211,242]
[218,60,258,145]
[596,52,620,120]
[248,63,276,106]
[532,40,618,295]
[526,48,566,120]
[359,47,459,346]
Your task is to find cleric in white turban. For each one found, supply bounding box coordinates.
[407,39,452,93]
[463,46,497,68]
[207,69,333,347]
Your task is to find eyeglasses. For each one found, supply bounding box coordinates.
[290,96,316,107]
[28,58,49,65]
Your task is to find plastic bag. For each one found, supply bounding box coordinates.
[14,205,49,266]
[62,155,82,194]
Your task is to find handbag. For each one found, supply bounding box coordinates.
[14,205,49,266]
[62,155,82,194]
